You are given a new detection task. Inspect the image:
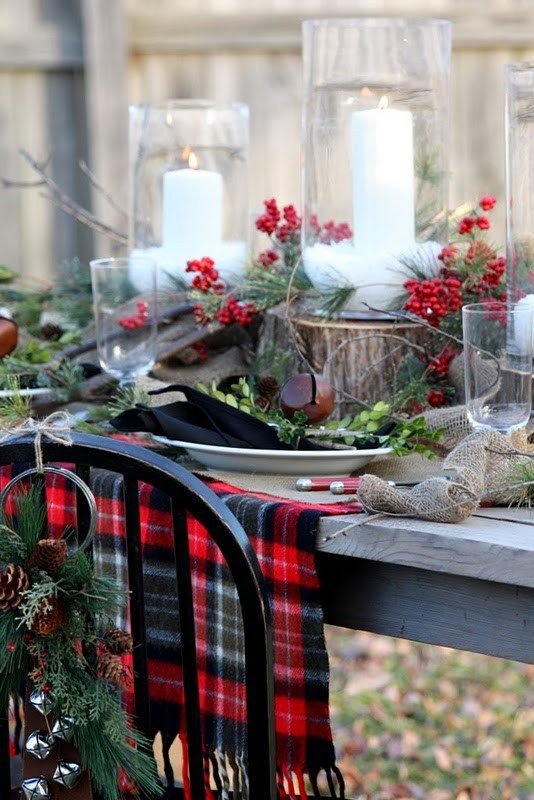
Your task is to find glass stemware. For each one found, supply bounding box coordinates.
[462,301,533,435]
[90,257,158,386]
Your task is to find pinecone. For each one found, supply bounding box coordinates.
[0,563,29,610]
[97,651,131,688]
[30,539,68,576]
[256,375,280,400]
[105,627,133,655]
[31,597,64,636]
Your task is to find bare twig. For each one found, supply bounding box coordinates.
[0,176,45,189]
[41,193,127,245]
[78,159,129,218]
[355,344,405,386]
[322,333,427,371]
[363,304,465,348]
[19,149,128,245]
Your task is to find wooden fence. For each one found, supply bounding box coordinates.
[1,0,534,281]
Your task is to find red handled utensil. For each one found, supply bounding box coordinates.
[295,477,358,491]
[295,476,396,494]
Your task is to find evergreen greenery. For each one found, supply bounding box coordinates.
[197,379,443,458]
[0,486,162,800]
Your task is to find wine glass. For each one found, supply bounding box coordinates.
[462,301,533,435]
[90,257,158,386]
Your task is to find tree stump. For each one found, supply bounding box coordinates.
[258,303,430,415]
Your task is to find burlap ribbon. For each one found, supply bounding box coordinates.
[22,684,92,800]
[0,412,73,473]
[357,427,533,523]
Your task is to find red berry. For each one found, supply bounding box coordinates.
[7,642,15,652]
[479,195,496,211]
[427,389,447,408]
[458,216,476,235]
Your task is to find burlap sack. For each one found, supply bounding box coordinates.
[358,427,533,523]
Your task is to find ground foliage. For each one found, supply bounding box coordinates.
[326,628,534,800]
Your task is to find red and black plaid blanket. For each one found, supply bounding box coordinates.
[5,466,354,798]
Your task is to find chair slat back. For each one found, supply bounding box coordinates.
[0,433,276,800]
[123,475,151,739]
[171,498,205,799]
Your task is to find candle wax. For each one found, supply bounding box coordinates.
[162,167,223,260]
[352,107,415,253]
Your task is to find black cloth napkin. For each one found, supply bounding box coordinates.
[109,383,394,451]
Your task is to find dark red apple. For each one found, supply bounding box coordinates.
[279,373,335,424]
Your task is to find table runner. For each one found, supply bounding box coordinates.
[5,465,349,799]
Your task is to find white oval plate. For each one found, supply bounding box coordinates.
[152,436,391,475]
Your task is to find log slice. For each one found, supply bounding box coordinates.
[258,303,430,415]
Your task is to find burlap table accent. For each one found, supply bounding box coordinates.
[358,426,534,523]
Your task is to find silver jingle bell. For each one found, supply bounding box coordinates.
[29,690,53,717]
[21,776,50,799]
[25,731,55,760]
[51,715,76,742]
[53,760,83,789]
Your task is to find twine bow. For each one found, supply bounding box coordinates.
[0,411,74,473]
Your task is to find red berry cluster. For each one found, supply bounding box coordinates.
[257,249,279,268]
[119,300,149,331]
[427,389,447,408]
[404,196,505,332]
[256,199,302,243]
[404,276,463,327]
[277,204,301,242]
[188,256,258,328]
[457,196,496,236]
[192,340,208,361]
[481,256,506,288]
[427,346,459,378]
[193,304,211,326]
[437,244,459,268]
[256,198,281,235]
[186,257,224,294]
[215,296,257,326]
[478,297,508,324]
[310,214,353,244]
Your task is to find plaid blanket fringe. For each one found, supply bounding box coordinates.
[4,466,345,799]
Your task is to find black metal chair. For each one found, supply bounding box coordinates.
[0,432,276,800]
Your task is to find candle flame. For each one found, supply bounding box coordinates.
[182,146,199,169]
[361,86,372,97]
[378,96,389,110]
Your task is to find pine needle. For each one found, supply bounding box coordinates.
[312,284,356,317]
[3,484,47,555]
[505,461,534,508]
[106,383,150,416]
[0,376,32,422]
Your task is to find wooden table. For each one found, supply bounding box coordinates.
[316,507,533,664]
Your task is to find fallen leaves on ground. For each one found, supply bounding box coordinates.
[326,627,534,800]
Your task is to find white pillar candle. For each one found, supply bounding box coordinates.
[162,158,223,261]
[351,99,415,254]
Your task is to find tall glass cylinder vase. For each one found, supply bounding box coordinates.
[302,18,452,316]
[129,100,249,290]
[505,64,534,359]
